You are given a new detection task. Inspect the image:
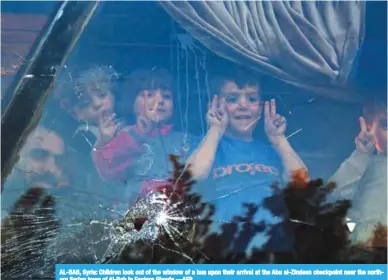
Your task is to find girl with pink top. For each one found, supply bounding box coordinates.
[92,68,191,196]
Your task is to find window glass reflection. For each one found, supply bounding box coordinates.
[1,1,386,276]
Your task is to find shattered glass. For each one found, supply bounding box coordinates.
[1,1,387,279]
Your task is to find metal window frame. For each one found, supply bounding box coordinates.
[1,1,100,190]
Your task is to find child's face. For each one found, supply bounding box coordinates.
[134,89,173,123]
[74,88,115,125]
[220,81,262,137]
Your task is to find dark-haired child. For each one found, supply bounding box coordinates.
[92,68,191,197]
[186,68,308,254]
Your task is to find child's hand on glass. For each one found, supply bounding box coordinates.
[138,102,162,135]
[264,99,287,145]
[137,115,153,135]
[207,95,228,133]
[355,116,377,154]
[98,112,121,145]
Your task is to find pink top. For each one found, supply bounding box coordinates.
[92,124,172,182]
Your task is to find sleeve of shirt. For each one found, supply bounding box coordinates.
[327,150,372,203]
[351,158,387,245]
[92,130,144,182]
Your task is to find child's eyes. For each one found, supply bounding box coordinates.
[225,96,258,103]
[89,89,108,99]
[248,97,259,103]
[96,91,107,98]
[226,96,237,103]
[30,148,50,161]
[146,91,171,100]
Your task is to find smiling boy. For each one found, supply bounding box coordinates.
[186,68,308,254]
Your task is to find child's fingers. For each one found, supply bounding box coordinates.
[108,113,116,123]
[112,116,122,127]
[357,131,374,146]
[139,116,148,125]
[359,117,367,132]
[138,116,151,132]
[214,111,221,121]
[264,101,270,120]
[219,97,226,114]
[211,95,218,112]
[101,113,116,128]
[364,139,376,151]
[370,119,378,135]
[271,99,276,117]
[152,102,158,112]
[113,122,121,133]
[274,114,286,127]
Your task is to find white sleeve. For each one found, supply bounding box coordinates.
[351,157,387,244]
[327,150,372,202]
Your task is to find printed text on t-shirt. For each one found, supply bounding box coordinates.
[213,163,280,179]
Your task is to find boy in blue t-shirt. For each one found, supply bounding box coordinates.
[186,68,308,254]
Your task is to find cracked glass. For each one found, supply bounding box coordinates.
[1,1,387,278]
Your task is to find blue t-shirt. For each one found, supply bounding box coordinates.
[191,135,292,254]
